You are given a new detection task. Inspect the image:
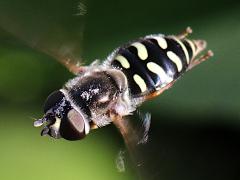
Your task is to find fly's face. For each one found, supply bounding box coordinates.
[34,90,90,140]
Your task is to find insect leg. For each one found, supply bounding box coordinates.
[144,80,176,100]
[110,113,139,151]
[177,27,193,39]
[111,111,152,172]
[136,111,151,145]
[89,121,99,129]
[187,50,214,70]
[61,59,88,75]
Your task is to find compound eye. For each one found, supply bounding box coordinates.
[43,90,64,113]
[60,109,88,140]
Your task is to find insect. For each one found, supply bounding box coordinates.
[33,27,213,141]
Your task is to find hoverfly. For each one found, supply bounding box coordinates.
[31,27,213,145]
[0,0,213,151]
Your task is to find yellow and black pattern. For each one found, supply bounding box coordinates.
[111,34,195,97]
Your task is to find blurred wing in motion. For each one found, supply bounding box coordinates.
[112,111,151,171]
[115,149,126,172]
[0,0,87,73]
[136,111,151,145]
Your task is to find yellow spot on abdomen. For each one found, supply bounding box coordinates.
[167,51,183,72]
[155,36,168,49]
[170,36,189,64]
[185,39,196,57]
[131,42,148,60]
[147,62,173,86]
[133,74,147,92]
[115,55,130,69]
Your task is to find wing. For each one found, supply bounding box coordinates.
[111,111,151,169]
[0,0,87,74]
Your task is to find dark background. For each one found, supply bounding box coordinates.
[0,0,240,179]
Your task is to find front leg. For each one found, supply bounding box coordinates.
[187,50,214,70]
[177,27,193,39]
[60,58,88,75]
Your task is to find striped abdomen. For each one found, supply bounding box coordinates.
[110,34,196,97]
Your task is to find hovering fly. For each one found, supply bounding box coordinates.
[33,27,213,140]
[0,1,213,145]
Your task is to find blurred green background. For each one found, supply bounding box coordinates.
[0,0,240,179]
